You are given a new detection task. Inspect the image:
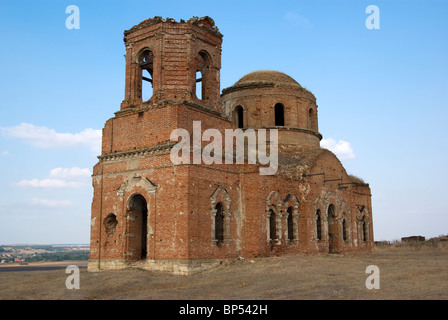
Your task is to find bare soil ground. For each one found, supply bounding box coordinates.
[1,245,447,300]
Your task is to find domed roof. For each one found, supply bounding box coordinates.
[234,70,302,88]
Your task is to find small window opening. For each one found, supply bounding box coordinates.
[308,108,314,130]
[269,209,276,241]
[362,217,367,242]
[275,103,285,126]
[316,209,322,241]
[234,105,244,128]
[287,207,294,241]
[215,202,224,244]
[342,219,347,241]
[104,213,118,237]
[328,204,336,218]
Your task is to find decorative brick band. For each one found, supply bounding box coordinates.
[98,143,174,162]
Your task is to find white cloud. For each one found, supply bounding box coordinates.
[15,178,85,188]
[1,150,9,156]
[49,167,91,179]
[320,138,355,160]
[14,167,91,189]
[28,198,73,208]
[1,123,101,153]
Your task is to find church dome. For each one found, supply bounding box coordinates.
[220,69,321,148]
[233,70,302,88]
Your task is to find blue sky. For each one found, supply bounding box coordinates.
[0,0,447,244]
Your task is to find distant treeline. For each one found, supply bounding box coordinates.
[0,245,86,252]
[25,250,90,262]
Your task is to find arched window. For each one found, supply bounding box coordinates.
[328,204,336,218]
[287,206,294,241]
[308,108,314,130]
[234,105,244,128]
[327,203,338,252]
[215,202,224,244]
[210,186,232,246]
[138,49,154,101]
[316,209,322,241]
[269,209,277,241]
[275,103,285,126]
[362,217,368,242]
[196,71,203,100]
[343,219,348,241]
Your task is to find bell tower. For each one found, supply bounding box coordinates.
[90,17,234,273]
[120,16,222,111]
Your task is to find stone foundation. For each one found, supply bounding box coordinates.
[87,258,222,275]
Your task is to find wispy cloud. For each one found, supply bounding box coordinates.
[14,167,91,189]
[28,198,73,208]
[49,167,91,179]
[1,123,101,154]
[284,11,313,28]
[15,178,85,188]
[320,138,355,160]
[1,150,9,156]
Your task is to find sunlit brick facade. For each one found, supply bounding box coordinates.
[88,17,373,275]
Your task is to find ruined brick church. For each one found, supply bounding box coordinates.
[88,16,373,274]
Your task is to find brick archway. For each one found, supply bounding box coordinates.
[126,194,148,261]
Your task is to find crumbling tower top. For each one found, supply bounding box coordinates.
[120,16,223,112]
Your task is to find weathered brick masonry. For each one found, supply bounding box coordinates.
[88,16,373,274]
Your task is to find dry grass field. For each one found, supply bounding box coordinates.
[0,242,447,301]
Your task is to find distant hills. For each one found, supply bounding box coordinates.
[1,244,89,263]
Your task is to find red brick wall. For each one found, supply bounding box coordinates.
[221,81,321,148]
[89,17,374,271]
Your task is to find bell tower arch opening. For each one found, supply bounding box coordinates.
[195,50,212,101]
[196,70,203,100]
[138,49,154,102]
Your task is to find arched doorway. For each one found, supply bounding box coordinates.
[127,194,148,260]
